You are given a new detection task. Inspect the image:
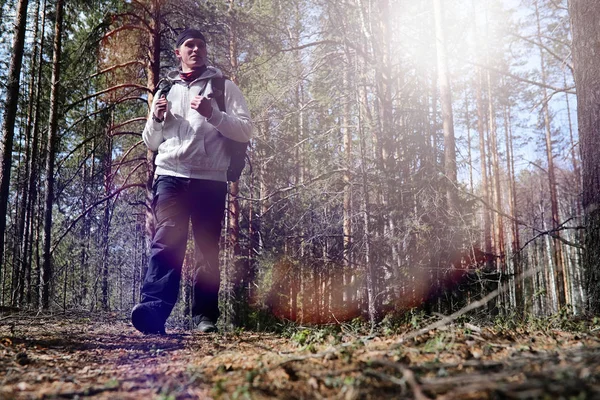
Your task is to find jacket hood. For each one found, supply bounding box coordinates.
[166,66,224,82]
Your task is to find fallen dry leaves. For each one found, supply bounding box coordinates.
[0,311,599,399]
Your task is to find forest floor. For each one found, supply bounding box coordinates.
[1,310,599,399]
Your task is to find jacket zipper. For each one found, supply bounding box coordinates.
[175,79,210,172]
[174,83,189,172]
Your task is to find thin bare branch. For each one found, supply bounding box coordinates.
[470,61,575,94]
[237,168,347,202]
[109,117,147,132]
[89,60,145,79]
[510,33,573,72]
[102,24,148,41]
[109,140,145,181]
[66,84,150,112]
[51,183,145,254]
[110,12,152,32]
[110,131,143,137]
[130,0,152,17]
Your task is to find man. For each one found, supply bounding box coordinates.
[132,28,252,334]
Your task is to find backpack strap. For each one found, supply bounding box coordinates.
[211,77,226,112]
[154,78,173,97]
[210,76,251,182]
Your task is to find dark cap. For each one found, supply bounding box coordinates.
[175,29,206,48]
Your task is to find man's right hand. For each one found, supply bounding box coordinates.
[154,94,168,121]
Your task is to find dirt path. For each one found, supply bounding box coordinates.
[1,312,599,399]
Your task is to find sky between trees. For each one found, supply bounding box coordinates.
[0,0,584,324]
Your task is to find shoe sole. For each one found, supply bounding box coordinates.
[195,322,218,333]
[131,305,165,335]
[198,327,218,333]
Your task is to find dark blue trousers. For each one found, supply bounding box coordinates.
[141,175,227,323]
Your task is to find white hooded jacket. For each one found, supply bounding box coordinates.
[142,66,252,182]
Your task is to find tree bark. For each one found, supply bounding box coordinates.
[40,0,65,310]
[101,133,113,311]
[24,0,47,307]
[145,0,161,243]
[570,0,600,313]
[342,54,353,311]
[487,70,505,272]
[0,0,30,277]
[15,0,42,307]
[465,92,474,192]
[504,104,522,310]
[433,0,458,210]
[476,70,493,270]
[535,0,567,308]
[358,91,376,326]
[226,1,245,326]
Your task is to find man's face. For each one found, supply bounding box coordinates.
[175,38,207,71]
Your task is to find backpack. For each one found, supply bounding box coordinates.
[211,77,250,183]
[154,77,250,183]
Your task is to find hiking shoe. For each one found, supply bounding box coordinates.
[131,303,166,335]
[194,319,218,333]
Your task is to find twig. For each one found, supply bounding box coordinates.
[420,371,515,390]
[271,348,339,369]
[403,368,430,400]
[455,180,584,250]
[394,288,500,346]
[366,361,431,400]
[364,369,406,386]
[464,323,482,333]
[469,61,575,94]
[44,386,120,399]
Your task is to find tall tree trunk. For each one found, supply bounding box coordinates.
[487,71,505,272]
[226,1,245,326]
[373,0,392,170]
[542,205,557,312]
[356,0,386,312]
[16,0,42,306]
[355,0,381,166]
[535,0,567,308]
[24,0,47,307]
[358,93,376,326]
[371,0,394,318]
[570,0,600,313]
[504,104,522,310]
[79,143,89,307]
[471,0,493,271]
[564,71,581,193]
[136,0,161,307]
[342,54,353,311]
[465,91,474,192]
[433,0,457,210]
[11,111,29,304]
[476,70,493,270]
[0,0,30,276]
[101,133,113,311]
[258,118,270,257]
[0,0,6,25]
[563,71,583,310]
[11,112,25,305]
[40,0,64,310]
[145,0,161,244]
[32,194,43,308]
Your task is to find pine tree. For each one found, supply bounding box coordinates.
[0,0,29,278]
[570,0,600,313]
[40,0,65,310]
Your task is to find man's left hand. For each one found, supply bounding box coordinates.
[190,95,213,118]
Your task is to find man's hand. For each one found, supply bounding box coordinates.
[190,95,213,118]
[154,95,168,121]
